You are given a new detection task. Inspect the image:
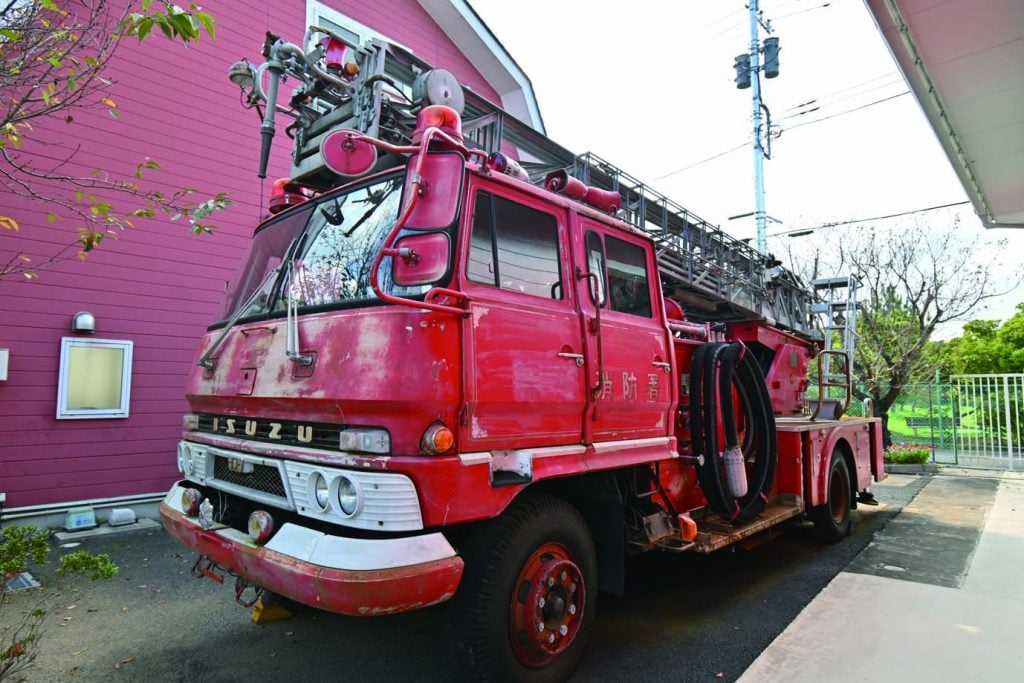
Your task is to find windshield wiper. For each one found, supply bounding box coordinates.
[197,265,281,370]
[343,180,399,237]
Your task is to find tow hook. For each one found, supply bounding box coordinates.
[234,576,265,608]
[191,555,225,584]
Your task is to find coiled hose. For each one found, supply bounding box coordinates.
[689,342,777,523]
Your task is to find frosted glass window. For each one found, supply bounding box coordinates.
[57,338,133,419]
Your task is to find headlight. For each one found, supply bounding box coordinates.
[310,472,329,511]
[178,443,195,476]
[335,475,361,516]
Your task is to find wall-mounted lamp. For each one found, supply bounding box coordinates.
[71,311,96,333]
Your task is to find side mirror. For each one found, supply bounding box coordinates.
[391,232,450,287]
[402,151,464,229]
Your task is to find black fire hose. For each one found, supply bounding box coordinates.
[689,342,777,523]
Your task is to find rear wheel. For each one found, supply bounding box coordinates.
[811,451,852,543]
[449,494,597,682]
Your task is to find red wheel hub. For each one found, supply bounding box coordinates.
[508,543,585,667]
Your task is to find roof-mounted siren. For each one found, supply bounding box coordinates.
[410,69,466,147]
[544,170,622,214]
[412,68,466,116]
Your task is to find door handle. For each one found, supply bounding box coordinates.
[652,361,671,373]
[558,352,585,367]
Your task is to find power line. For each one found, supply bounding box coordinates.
[782,91,911,132]
[703,7,745,30]
[772,1,831,21]
[651,141,751,181]
[780,78,905,120]
[780,71,900,112]
[771,201,971,236]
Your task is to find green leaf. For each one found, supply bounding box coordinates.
[47,55,63,68]
[109,109,121,120]
[196,13,215,40]
[137,18,154,41]
[0,28,20,40]
[46,213,57,224]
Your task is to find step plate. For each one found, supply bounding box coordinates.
[693,500,804,554]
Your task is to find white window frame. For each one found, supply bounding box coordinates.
[56,337,133,420]
[305,1,410,52]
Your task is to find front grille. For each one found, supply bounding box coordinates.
[213,456,286,498]
[196,414,342,450]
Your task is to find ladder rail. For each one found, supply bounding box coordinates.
[250,34,816,338]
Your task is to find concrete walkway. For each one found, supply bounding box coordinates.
[739,470,1024,682]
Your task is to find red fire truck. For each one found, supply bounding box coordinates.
[160,28,884,681]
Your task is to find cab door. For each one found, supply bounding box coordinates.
[575,221,674,442]
[459,181,587,451]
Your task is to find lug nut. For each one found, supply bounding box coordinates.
[537,622,544,632]
[560,571,567,581]
[547,633,555,643]
[568,604,577,615]
[538,597,545,608]
[547,576,554,587]
[559,625,568,636]
[569,582,576,592]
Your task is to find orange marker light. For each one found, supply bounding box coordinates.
[422,423,455,454]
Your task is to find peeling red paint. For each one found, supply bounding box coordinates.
[161,505,463,617]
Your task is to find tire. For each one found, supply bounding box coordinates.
[449,494,598,683]
[811,451,852,543]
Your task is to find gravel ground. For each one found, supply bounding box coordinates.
[0,474,927,682]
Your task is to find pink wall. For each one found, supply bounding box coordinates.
[0,1,501,509]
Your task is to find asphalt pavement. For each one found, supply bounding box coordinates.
[1,474,928,682]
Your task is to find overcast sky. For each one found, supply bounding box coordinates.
[469,0,1023,331]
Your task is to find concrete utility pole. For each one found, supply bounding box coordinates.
[748,0,767,253]
[732,1,780,253]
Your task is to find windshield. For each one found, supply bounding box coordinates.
[218,173,414,324]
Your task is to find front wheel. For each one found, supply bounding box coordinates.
[810,451,852,542]
[449,494,597,682]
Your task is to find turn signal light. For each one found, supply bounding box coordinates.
[421,422,454,455]
[181,488,202,517]
[248,510,275,544]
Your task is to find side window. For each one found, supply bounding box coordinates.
[585,231,607,306]
[467,191,563,299]
[605,235,652,317]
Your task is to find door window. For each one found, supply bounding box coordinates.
[467,192,563,299]
[586,231,652,318]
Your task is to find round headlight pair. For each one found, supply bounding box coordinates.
[308,472,360,517]
[177,443,195,477]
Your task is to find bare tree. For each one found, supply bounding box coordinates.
[784,220,1018,444]
[0,0,228,279]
